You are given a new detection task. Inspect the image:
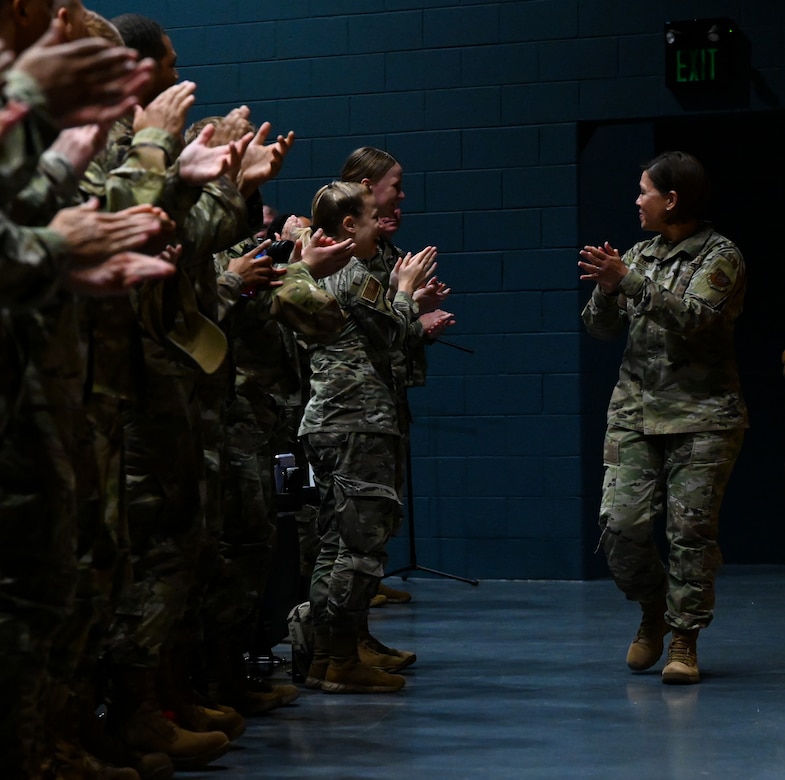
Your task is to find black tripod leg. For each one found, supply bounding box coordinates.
[386,438,478,587]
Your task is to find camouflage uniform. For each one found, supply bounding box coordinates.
[0,68,74,316]
[0,70,62,206]
[197,240,343,662]
[370,237,429,392]
[0,70,89,779]
[0,296,90,780]
[581,224,748,630]
[107,179,251,670]
[366,237,429,504]
[0,73,139,780]
[300,256,418,633]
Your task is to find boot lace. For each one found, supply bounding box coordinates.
[634,605,665,645]
[668,633,696,665]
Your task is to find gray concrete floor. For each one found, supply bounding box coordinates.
[187,566,785,779]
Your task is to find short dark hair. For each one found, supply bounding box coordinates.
[111,13,167,60]
[643,151,710,223]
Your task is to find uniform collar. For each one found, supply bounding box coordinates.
[645,222,714,263]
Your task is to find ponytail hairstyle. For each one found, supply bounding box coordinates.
[311,181,371,239]
[340,146,398,184]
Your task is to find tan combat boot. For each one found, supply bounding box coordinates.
[357,614,416,673]
[79,697,174,780]
[47,684,148,780]
[250,677,299,706]
[377,581,412,604]
[322,632,406,694]
[119,705,230,771]
[207,643,291,716]
[626,599,669,671]
[156,642,246,742]
[662,629,700,685]
[175,701,246,742]
[115,668,230,771]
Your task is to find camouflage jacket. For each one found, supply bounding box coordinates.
[299,256,418,437]
[368,237,428,389]
[0,70,70,310]
[81,116,252,395]
[0,70,74,435]
[0,213,69,311]
[215,236,344,408]
[581,224,748,434]
[0,69,60,204]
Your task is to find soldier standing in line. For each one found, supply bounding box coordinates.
[83,15,296,767]
[340,148,454,616]
[299,181,435,693]
[203,216,353,712]
[0,23,178,780]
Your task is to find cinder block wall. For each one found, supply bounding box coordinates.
[92,0,785,579]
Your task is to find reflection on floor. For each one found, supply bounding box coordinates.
[186,567,785,779]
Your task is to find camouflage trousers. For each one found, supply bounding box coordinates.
[199,394,278,653]
[599,426,744,631]
[0,405,80,780]
[110,346,205,669]
[303,431,402,635]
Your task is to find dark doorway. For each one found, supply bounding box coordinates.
[578,112,785,571]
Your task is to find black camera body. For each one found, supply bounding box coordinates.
[265,239,295,265]
[242,239,297,298]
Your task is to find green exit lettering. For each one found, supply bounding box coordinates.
[675,48,719,82]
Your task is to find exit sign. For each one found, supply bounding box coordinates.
[664,18,738,92]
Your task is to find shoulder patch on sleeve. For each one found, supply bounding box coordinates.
[359,275,382,304]
[708,268,732,292]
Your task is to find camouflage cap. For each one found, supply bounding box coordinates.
[138,269,228,374]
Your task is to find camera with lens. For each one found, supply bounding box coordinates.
[241,239,296,298]
[264,239,295,266]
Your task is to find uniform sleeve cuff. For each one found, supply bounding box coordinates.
[618,270,644,300]
[3,68,48,111]
[131,127,183,165]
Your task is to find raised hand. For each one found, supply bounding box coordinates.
[419,308,455,340]
[578,240,626,294]
[300,228,355,279]
[48,122,111,179]
[179,124,253,187]
[14,19,155,128]
[395,246,437,295]
[235,122,295,197]
[279,214,306,241]
[49,199,175,266]
[413,276,451,313]
[228,240,287,291]
[209,106,253,147]
[133,80,196,137]
[65,248,177,296]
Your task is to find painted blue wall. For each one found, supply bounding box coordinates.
[91,0,785,579]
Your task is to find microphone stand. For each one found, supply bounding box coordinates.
[386,438,479,586]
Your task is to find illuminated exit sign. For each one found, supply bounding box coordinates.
[664,17,738,91]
